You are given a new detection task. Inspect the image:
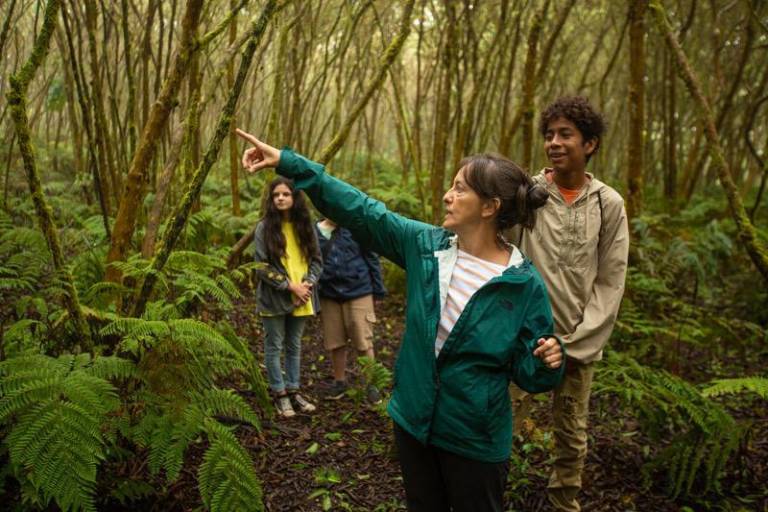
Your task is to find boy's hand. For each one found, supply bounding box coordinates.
[235,128,280,172]
[533,337,563,369]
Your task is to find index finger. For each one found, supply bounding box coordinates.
[235,128,260,146]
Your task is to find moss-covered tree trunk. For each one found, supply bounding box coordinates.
[133,0,279,317]
[520,0,549,171]
[627,0,647,218]
[429,2,455,224]
[105,0,204,284]
[7,0,92,351]
[651,0,768,285]
[228,0,241,217]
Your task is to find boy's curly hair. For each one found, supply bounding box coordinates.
[539,96,606,160]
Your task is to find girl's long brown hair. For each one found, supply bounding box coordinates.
[261,177,318,263]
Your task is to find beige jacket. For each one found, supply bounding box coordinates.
[509,169,629,363]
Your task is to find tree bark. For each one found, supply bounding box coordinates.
[7,0,93,351]
[520,0,550,171]
[228,0,241,217]
[627,0,647,218]
[105,0,204,284]
[651,0,768,286]
[133,0,278,317]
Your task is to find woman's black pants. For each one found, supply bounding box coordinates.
[393,423,510,512]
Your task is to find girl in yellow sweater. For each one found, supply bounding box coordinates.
[253,177,323,417]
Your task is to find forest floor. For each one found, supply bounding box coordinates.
[130,294,767,512]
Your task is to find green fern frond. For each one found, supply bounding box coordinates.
[194,388,260,429]
[0,353,121,512]
[100,318,172,338]
[702,376,768,399]
[595,351,739,497]
[199,419,264,512]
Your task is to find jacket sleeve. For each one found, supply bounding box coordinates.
[565,196,629,362]
[253,222,290,291]
[277,148,433,269]
[302,227,323,285]
[510,279,565,393]
[362,249,386,297]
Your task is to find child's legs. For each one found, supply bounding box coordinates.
[320,298,349,381]
[283,315,308,391]
[547,361,595,512]
[343,294,376,361]
[261,315,287,393]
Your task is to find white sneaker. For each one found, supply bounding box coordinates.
[275,395,296,418]
[289,393,316,413]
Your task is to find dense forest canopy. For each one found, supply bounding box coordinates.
[1,0,767,511]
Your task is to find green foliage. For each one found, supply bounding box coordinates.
[0,354,130,511]
[594,351,741,497]
[198,419,264,512]
[702,376,768,399]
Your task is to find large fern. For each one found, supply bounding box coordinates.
[594,351,740,497]
[0,354,134,512]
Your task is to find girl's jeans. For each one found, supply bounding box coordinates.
[261,314,308,393]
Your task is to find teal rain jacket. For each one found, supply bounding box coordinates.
[277,149,565,463]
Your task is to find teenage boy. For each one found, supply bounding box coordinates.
[511,96,629,511]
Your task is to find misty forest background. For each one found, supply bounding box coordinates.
[1,0,767,511]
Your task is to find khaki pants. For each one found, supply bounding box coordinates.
[511,360,595,512]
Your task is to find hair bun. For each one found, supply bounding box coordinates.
[526,185,549,209]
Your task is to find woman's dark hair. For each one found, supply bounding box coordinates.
[539,96,606,161]
[460,154,549,231]
[261,176,318,263]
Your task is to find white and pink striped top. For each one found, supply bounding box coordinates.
[435,249,507,356]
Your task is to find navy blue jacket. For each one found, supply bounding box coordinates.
[315,222,386,301]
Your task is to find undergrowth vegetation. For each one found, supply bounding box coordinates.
[1,153,766,510]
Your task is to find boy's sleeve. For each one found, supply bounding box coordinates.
[510,281,565,393]
[277,148,434,270]
[565,197,629,362]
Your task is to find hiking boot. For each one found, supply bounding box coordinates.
[289,392,317,413]
[366,384,382,405]
[323,380,348,401]
[274,395,296,418]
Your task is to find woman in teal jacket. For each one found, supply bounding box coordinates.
[237,129,564,512]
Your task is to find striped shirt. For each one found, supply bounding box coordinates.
[435,249,508,356]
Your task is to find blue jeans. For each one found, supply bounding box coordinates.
[261,315,308,393]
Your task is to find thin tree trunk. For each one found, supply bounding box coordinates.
[520,0,550,171]
[121,0,137,159]
[83,0,119,206]
[7,0,92,351]
[652,0,768,285]
[228,0,241,217]
[60,6,111,238]
[0,0,18,59]
[627,0,647,218]
[133,0,278,317]
[429,3,455,224]
[105,0,204,283]
[141,121,186,258]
